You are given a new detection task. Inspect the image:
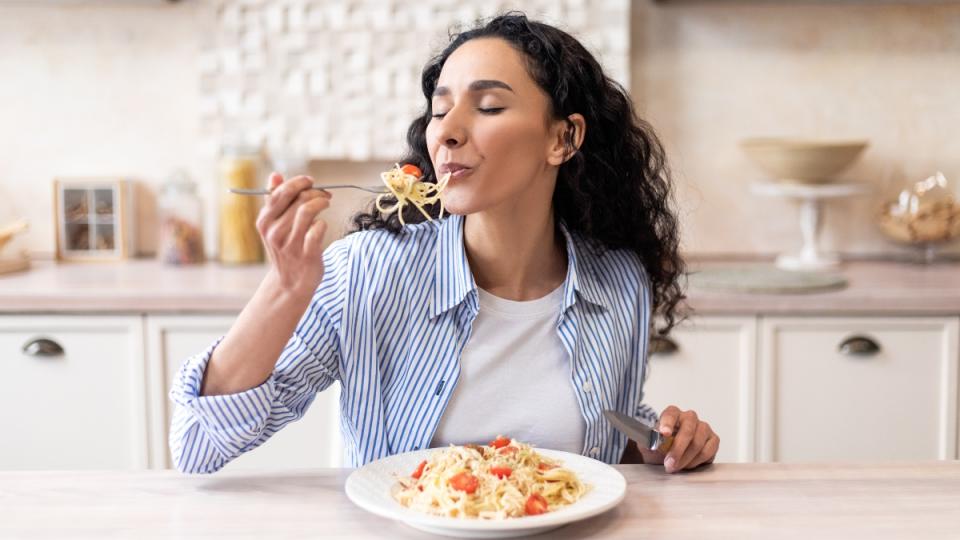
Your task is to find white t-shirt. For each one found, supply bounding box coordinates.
[429,284,587,453]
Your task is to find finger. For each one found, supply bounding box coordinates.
[260,175,315,224]
[689,434,720,469]
[263,188,325,248]
[657,405,681,437]
[287,196,331,250]
[303,218,329,260]
[268,172,284,190]
[664,410,698,473]
[677,421,710,471]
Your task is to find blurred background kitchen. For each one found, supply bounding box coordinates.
[1,0,959,471]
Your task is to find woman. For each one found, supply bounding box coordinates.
[170,13,718,474]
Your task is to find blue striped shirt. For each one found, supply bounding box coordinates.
[169,213,658,472]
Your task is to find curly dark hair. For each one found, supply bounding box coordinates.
[350,12,688,335]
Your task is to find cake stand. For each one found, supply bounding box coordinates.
[751,182,870,271]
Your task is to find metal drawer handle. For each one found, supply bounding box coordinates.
[838,335,881,357]
[650,335,679,356]
[22,337,65,358]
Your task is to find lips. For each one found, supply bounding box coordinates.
[439,162,472,175]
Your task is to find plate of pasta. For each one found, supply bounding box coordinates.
[344,437,627,538]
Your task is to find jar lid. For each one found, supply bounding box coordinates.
[162,169,197,195]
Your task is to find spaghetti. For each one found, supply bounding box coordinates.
[375,164,451,225]
[393,436,588,520]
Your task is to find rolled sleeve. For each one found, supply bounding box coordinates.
[168,337,278,466]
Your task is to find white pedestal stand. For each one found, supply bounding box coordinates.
[751,182,869,271]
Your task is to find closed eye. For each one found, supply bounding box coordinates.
[431,107,505,119]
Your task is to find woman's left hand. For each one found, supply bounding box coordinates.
[643,405,720,473]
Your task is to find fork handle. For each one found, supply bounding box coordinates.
[228,185,384,195]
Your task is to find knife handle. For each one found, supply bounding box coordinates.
[653,432,675,453]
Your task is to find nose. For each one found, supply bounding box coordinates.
[431,108,467,150]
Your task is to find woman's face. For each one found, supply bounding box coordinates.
[426,37,569,217]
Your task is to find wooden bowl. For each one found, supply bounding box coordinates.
[741,138,868,184]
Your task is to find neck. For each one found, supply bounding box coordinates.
[463,203,567,302]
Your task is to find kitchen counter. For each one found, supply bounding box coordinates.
[1,258,960,314]
[2,462,958,539]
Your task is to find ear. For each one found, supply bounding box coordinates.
[546,113,586,167]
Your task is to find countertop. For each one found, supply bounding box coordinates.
[1,258,960,314]
[1,462,958,539]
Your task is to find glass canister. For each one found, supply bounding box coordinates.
[158,170,205,265]
[218,144,265,264]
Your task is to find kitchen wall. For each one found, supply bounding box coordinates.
[0,0,626,258]
[2,0,958,260]
[631,0,960,257]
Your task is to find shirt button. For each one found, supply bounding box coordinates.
[589,447,600,456]
[582,381,593,393]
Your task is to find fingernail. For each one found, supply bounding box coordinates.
[664,457,676,472]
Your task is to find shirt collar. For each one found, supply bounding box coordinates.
[429,214,609,319]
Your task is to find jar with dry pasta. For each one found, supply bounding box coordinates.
[218,144,264,264]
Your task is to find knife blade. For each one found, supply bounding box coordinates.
[603,409,674,453]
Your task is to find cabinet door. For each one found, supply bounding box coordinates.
[642,316,757,463]
[146,316,342,470]
[0,315,147,470]
[759,316,959,462]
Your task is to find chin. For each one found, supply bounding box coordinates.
[439,187,487,216]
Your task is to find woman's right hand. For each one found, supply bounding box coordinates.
[256,172,332,295]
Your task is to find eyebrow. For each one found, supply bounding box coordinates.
[432,79,515,98]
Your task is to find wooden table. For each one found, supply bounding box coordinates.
[2,462,958,539]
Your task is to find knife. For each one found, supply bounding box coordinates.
[603,409,674,453]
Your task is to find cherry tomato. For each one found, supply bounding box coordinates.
[489,466,512,479]
[525,493,548,516]
[411,460,427,479]
[490,436,511,449]
[538,463,556,471]
[449,471,479,494]
[400,164,422,178]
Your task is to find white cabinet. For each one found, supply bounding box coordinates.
[146,316,343,470]
[759,316,959,462]
[643,317,757,463]
[0,316,147,470]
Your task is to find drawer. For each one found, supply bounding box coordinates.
[0,315,146,469]
[643,316,757,463]
[759,316,959,462]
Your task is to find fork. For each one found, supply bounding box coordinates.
[228,184,388,195]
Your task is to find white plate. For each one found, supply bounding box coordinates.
[344,448,627,538]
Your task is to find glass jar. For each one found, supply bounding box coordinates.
[218,144,265,264]
[877,171,960,263]
[158,170,205,265]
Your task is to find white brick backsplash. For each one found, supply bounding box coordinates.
[285,70,306,96]
[198,52,220,74]
[221,49,241,73]
[242,28,265,50]
[286,3,306,30]
[309,70,331,96]
[220,3,242,28]
[242,93,266,117]
[265,4,285,32]
[305,4,325,30]
[203,0,629,160]
[221,90,243,116]
[243,52,266,71]
[323,2,349,30]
